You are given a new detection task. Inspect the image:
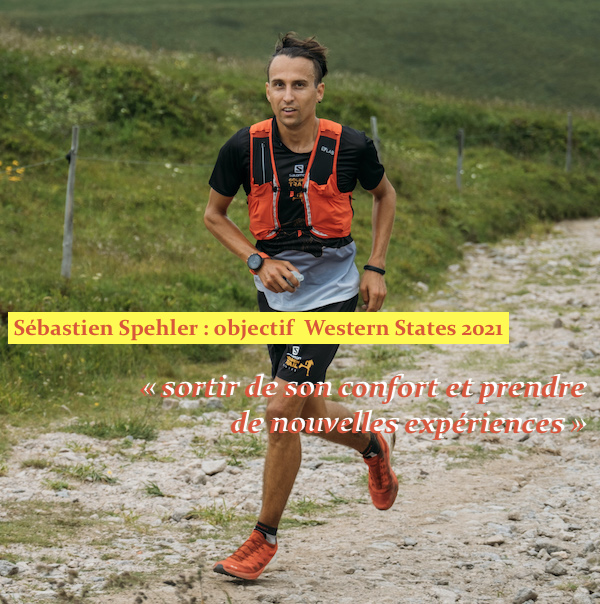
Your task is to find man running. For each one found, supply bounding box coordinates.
[204,32,397,580]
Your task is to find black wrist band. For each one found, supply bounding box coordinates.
[363,264,386,275]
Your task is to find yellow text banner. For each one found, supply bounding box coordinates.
[9,312,509,345]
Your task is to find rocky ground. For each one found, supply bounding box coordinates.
[1,218,599,604]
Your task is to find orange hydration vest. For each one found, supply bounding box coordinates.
[248,118,353,240]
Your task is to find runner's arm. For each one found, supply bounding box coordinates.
[360,174,396,311]
[204,188,300,293]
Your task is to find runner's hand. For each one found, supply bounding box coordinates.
[360,270,386,311]
[257,259,301,293]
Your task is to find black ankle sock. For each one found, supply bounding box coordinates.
[255,522,277,544]
[361,432,381,458]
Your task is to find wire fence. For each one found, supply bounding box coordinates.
[77,156,215,169]
[1,113,593,279]
[4,112,585,178]
[18,157,66,170]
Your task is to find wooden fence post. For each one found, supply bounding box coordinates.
[456,128,465,192]
[565,112,573,173]
[370,116,381,158]
[61,125,79,279]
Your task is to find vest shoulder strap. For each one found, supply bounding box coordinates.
[250,118,342,138]
[310,119,342,185]
[249,119,274,186]
[317,118,342,139]
[250,119,272,137]
[249,118,343,186]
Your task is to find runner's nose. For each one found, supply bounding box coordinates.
[283,85,294,103]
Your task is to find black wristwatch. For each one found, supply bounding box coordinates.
[247,252,268,273]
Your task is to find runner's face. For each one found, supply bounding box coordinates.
[266,55,324,130]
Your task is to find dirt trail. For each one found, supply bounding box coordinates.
[1,219,599,604]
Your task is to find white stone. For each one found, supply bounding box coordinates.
[201,459,227,476]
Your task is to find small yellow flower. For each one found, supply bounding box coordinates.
[16,168,25,175]
[12,160,19,166]
[9,176,21,182]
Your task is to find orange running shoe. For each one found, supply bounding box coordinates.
[364,432,398,510]
[213,530,278,580]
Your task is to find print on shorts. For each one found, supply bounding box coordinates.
[284,346,315,377]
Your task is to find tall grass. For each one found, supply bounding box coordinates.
[1,25,599,427]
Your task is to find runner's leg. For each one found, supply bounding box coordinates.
[257,378,308,527]
[299,394,370,450]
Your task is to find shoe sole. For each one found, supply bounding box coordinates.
[213,552,278,581]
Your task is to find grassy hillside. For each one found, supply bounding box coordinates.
[1,25,600,427]
[2,0,600,110]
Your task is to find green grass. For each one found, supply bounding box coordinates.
[52,462,118,483]
[2,0,600,110]
[186,492,349,535]
[64,416,158,441]
[21,458,50,469]
[454,349,521,375]
[143,481,165,497]
[430,443,511,468]
[280,497,332,528]
[287,496,330,517]
[44,479,72,491]
[280,517,327,529]
[412,399,451,417]
[326,490,352,506]
[215,433,266,466]
[0,501,102,548]
[556,583,581,593]
[284,492,358,520]
[185,501,239,527]
[358,345,416,372]
[1,23,600,432]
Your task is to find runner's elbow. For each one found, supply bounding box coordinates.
[204,206,224,231]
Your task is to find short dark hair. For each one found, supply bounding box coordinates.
[267,32,328,86]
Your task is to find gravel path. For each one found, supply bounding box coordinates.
[1,218,599,604]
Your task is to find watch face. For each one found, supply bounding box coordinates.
[247,254,263,271]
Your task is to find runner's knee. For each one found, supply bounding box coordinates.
[265,394,305,423]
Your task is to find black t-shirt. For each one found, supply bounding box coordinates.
[209,118,385,256]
